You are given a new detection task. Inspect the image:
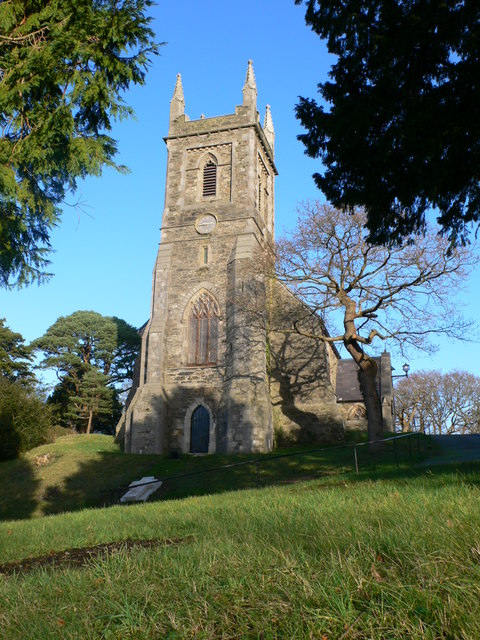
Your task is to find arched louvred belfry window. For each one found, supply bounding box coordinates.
[187,292,220,365]
[202,160,217,197]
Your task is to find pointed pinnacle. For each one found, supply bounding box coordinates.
[243,59,257,90]
[264,104,274,133]
[172,73,184,102]
[170,73,185,125]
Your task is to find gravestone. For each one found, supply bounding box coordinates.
[120,477,162,503]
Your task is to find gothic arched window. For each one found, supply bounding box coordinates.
[202,160,217,197]
[187,292,220,365]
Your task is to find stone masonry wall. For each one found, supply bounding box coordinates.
[123,97,276,454]
[120,69,344,455]
[268,282,344,444]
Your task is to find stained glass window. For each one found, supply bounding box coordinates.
[187,292,220,365]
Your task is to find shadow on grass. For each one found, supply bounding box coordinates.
[40,451,165,516]
[156,438,480,500]
[45,436,477,513]
[3,435,476,520]
[0,457,39,520]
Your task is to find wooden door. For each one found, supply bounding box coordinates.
[190,406,210,453]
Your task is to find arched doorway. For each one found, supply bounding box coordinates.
[190,405,210,453]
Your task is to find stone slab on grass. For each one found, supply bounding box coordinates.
[120,477,162,503]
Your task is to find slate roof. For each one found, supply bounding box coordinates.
[336,358,381,402]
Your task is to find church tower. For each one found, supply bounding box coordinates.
[123,62,277,454]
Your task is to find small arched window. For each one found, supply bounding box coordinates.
[203,160,217,197]
[187,292,220,365]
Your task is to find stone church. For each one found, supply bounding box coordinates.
[117,62,393,455]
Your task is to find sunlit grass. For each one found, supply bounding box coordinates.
[1,465,480,638]
[0,434,478,638]
[0,432,429,521]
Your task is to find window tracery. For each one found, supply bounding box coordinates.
[187,292,220,365]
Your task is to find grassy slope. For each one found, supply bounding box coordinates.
[0,432,422,521]
[0,435,162,519]
[0,443,480,638]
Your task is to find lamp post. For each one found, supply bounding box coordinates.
[392,363,410,379]
[392,363,410,433]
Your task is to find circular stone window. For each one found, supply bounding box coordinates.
[195,214,217,235]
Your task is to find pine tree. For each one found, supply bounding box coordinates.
[0,0,159,287]
[295,0,480,245]
[0,318,34,382]
[33,310,140,431]
[67,368,114,434]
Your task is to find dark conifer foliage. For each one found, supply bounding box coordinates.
[295,0,480,245]
[0,318,34,382]
[33,310,140,432]
[0,0,159,287]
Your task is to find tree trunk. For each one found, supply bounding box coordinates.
[341,296,384,452]
[86,409,93,434]
[357,364,384,452]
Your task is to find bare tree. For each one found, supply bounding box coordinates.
[276,203,477,448]
[394,370,431,434]
[395,370,480,435]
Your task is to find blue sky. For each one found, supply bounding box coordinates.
[1,0,480,383]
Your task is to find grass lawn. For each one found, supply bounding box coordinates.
[0,435,162,520]
[1,463,480,638]
[0,433,479,638]
[0,432,428,520]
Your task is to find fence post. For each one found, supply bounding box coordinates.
[393,438,399,469]
[417,432,420,455]
[354,447,359,475]
[256,460,260,487]
[408,434,412,460]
